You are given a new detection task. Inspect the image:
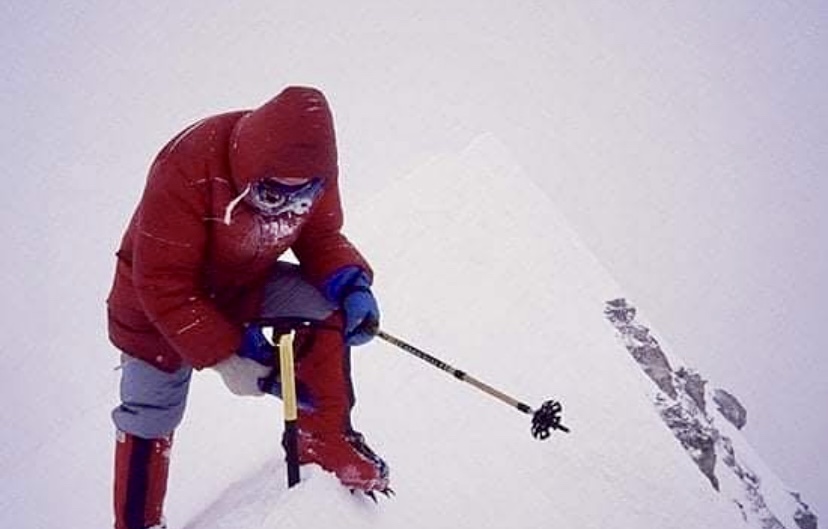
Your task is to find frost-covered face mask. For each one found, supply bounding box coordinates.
[246,177,324,217]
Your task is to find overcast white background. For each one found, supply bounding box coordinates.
[2,0,826,520]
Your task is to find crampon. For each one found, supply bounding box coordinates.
[295,430,392,501]
[350,486,395,503]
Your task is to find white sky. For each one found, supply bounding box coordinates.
[2,0,826,519]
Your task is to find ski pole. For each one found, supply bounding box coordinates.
[373,328,569,438]
[277,330,301,487]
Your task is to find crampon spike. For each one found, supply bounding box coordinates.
[350,487,394,502]
[531,400,570,439]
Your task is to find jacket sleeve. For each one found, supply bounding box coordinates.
[132,160,241,369]
[291,176,373,287]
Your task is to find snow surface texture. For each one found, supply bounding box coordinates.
[166,136,810,528]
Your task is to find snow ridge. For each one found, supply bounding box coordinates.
[166,134,810,529]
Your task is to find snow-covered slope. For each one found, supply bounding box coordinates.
[177,135,761,529]
[2,135,815,529]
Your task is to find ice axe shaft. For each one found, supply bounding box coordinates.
[277,330,301,487]
[374,329,569,437]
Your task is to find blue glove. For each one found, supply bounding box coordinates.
[238,325,276,365]
[238,325,315,408]
[258,376,316,411]
[323,266,380,346]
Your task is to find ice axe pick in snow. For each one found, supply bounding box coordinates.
[373,328,570,438]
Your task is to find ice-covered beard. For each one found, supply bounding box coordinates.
[258,214,303,245]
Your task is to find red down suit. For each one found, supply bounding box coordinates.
[107,87,371,373]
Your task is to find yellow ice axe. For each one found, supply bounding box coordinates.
[277,330,301,487]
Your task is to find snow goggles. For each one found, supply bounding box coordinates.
[247,177,324,217]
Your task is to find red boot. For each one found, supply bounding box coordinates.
[295,428,389,492]
[291,314,390,492]
[113,430,171,529]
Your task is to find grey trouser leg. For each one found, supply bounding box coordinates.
[112,356,192,439]
[111,262,335,438]
[259,262,337,321]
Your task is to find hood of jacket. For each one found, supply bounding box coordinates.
[229,86,338,190]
